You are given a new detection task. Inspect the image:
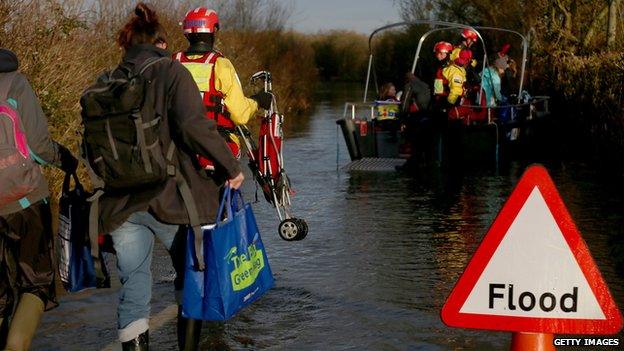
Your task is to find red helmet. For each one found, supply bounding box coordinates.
[182,7,219,34]
[461,28,478,41]
[455,49,473,66]
[433,41,453,54]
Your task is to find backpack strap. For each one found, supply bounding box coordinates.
[87,188,108,287]
[175,172,205,271]
[165,142,205,271]
[130,56,170,175]
[75,146,109,286]
[0,71,18,101]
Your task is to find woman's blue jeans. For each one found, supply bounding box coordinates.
[109,211,178,342]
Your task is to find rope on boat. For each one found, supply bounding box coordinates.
[336,124,340,171]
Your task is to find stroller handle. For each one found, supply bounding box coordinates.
[251,71,272,84]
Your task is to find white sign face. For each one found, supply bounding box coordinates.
[459,186,605,319]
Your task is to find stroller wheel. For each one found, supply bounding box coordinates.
[293,219,308,240]
[278,219,300,241]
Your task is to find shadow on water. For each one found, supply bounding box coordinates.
[34,83,624,350]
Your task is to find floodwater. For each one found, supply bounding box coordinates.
[34,84,624,350]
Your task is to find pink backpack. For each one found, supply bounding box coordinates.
[0,72,43,209]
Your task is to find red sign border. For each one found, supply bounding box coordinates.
[441,165,623,334]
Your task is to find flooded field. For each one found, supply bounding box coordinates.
[34,84,624,350]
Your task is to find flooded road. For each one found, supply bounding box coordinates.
[34,84,624,350]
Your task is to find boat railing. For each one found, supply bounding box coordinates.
[344,96,549,123]
[343,102,377,120]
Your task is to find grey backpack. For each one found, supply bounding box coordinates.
[0,72,43,209]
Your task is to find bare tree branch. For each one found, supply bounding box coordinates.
[582,5,609,49]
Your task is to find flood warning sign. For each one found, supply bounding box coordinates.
[441,165,622,334]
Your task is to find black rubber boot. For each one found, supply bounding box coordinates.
[121,330,149,351]
[177,307,202,351]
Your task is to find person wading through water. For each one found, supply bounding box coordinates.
[84,3,245,350]
[0,48,78,350]
[171,7,272,350]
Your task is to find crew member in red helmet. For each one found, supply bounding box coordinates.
[450,28,478,62]
[173,7,272,172]
[443,49,472,106]
[450,28,481,86]
[171,7,272,350]
[432,41,453,101]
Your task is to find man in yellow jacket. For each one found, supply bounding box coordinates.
[443,49,472,105]
[172,7,272,350]
[174,7,272,172]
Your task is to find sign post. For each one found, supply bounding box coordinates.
[441,165,622,349]
[510,332,554,351]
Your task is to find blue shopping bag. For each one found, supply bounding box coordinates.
[182,188,274,320]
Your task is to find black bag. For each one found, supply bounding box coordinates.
[58,173,110,291]
[80,57,174,191]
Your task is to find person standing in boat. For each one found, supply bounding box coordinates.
[399,72,433,168]
[496,43,518,100]
[450,28,481,86]
[443,49,473,123]
[481,57,508,107]
[402,73,430,116]
[443,49,471,106]
[432,41,453,111]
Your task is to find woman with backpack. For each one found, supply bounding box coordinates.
[81,3,245,349]
[0,48,78,350]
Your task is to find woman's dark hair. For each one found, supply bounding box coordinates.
[117,3,168,50]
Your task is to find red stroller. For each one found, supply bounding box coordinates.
[237,71,308,241]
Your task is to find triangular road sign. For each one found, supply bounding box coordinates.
[441,165,623,334]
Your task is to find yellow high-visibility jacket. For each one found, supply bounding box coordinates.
[182,54,258,126]
[442,64,466,105]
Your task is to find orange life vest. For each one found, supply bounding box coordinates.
[173,51,240,170]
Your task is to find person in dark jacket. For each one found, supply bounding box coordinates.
[398,72,433,170]
[496,43,518,99]
[98,4,244,349]
[402,72,431,114]
[0,48,78,350]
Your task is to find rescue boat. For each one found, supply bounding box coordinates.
[336,21,551,171]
